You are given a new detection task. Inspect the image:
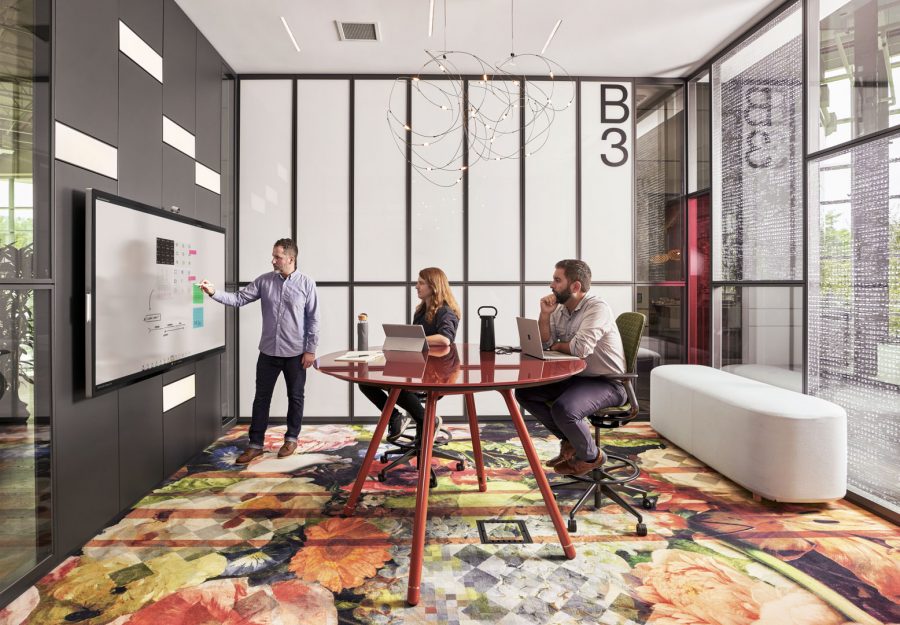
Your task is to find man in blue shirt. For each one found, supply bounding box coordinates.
[200,238,319,464]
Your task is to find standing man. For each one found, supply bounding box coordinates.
[515,259,627,476]
[200,238,319,464]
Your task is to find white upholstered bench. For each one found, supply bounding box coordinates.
[650,364,847,502]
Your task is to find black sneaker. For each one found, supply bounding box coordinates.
[386,411,411,442]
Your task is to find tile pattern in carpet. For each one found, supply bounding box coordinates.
[1,422,898,625]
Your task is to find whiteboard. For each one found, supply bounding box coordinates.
[86,190,225,395]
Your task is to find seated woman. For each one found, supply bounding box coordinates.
[360,267,460,441]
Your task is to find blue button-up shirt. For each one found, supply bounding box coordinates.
[212,271,319,357]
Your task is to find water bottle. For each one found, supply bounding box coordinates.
[357,313,369,351]
[478,306,497,352]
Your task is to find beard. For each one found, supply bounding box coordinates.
[553,286,573,304]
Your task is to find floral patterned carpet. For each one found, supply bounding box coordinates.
[1,421,898,625]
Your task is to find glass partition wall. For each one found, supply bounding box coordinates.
[0,0,52,598]
[633,81,685,408]
[711,2,805,385]
[808,0,900,514]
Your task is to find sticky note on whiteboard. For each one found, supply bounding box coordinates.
[192,283,204,304]
[193,307,204,329]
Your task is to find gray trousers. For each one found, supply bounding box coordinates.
[515,376,627,462]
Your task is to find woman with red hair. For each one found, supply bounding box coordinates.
[360,267,460,440]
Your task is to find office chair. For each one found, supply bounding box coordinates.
[552,311,657,536]
[377,394,467,487]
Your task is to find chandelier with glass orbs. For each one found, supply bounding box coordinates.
[386,1,574,187]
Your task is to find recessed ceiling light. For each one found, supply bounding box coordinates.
[280,16,301,52]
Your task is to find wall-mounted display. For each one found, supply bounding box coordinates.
[85,189,225,396]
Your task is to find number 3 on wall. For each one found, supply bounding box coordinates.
[601,128,628,167]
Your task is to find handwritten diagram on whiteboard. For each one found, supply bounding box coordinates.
[88,192,225,394]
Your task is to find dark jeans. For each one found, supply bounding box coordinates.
[358,384,426,423]
[249,352,306,448]
[515,376,627,461]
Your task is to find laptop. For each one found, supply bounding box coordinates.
[516,317,581,361]
[382,323,428,352]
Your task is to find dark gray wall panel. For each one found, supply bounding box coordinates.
[53,162,120,555]
[195,35,222,169]
[163,400,196,476]
[118,58,163,208]
[196,187,220,225]
[54,0,118,144]
[162,145,195,217]
[162,361,194,384]
[195,355,222,449]
[118,375,164,508]
[120,0,163,54]
[163,0,196,131]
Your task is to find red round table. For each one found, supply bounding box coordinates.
[316,343,586,606]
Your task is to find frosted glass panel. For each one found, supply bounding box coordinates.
[239,288,350,418]
[297,80,349,281]
[712,4,802,281]
[809,136,900,512]
[411,83,463,281]
[468,80,520,281]
[581,82,633,282]
[239,304,287,417]
[596,285,633,317]
[468,286,521,416]
[239,80,292,281]
[524,285,551,320]
[353,287,407,417]
[355,80,406,281]
[525,81,576,280]
[304,287,350,417]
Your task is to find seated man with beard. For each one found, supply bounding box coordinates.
[514,259,627,476]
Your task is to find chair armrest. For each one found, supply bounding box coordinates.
[603,373,638,381]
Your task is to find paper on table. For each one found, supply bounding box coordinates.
[335,350,384,363]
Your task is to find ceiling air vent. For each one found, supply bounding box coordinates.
[336,21,380,41]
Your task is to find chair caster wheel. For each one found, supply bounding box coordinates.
[636,523,647,536]
[642,496,657,510]
[455,461,466,471]
[377,473,386,483]
[567,518,577,533]
[430,475,438,488]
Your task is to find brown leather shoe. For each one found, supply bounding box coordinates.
[235,447,264,465]
[277,441,298,458]
[544,440,576,468]
[554,449,607,476]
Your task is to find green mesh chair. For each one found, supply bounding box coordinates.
[552,311,656,536]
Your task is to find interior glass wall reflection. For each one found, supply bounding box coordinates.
[712,2,803,281]
[712,285,803,392]
[0,288,50,594]
[634,82,684,283]
[0,0,49,281]
[635,286,681,413]
[808,0,900,153]
[809,135,900,512]
[688,73,711,193]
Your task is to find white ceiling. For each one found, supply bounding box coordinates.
[175,0,785,78]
